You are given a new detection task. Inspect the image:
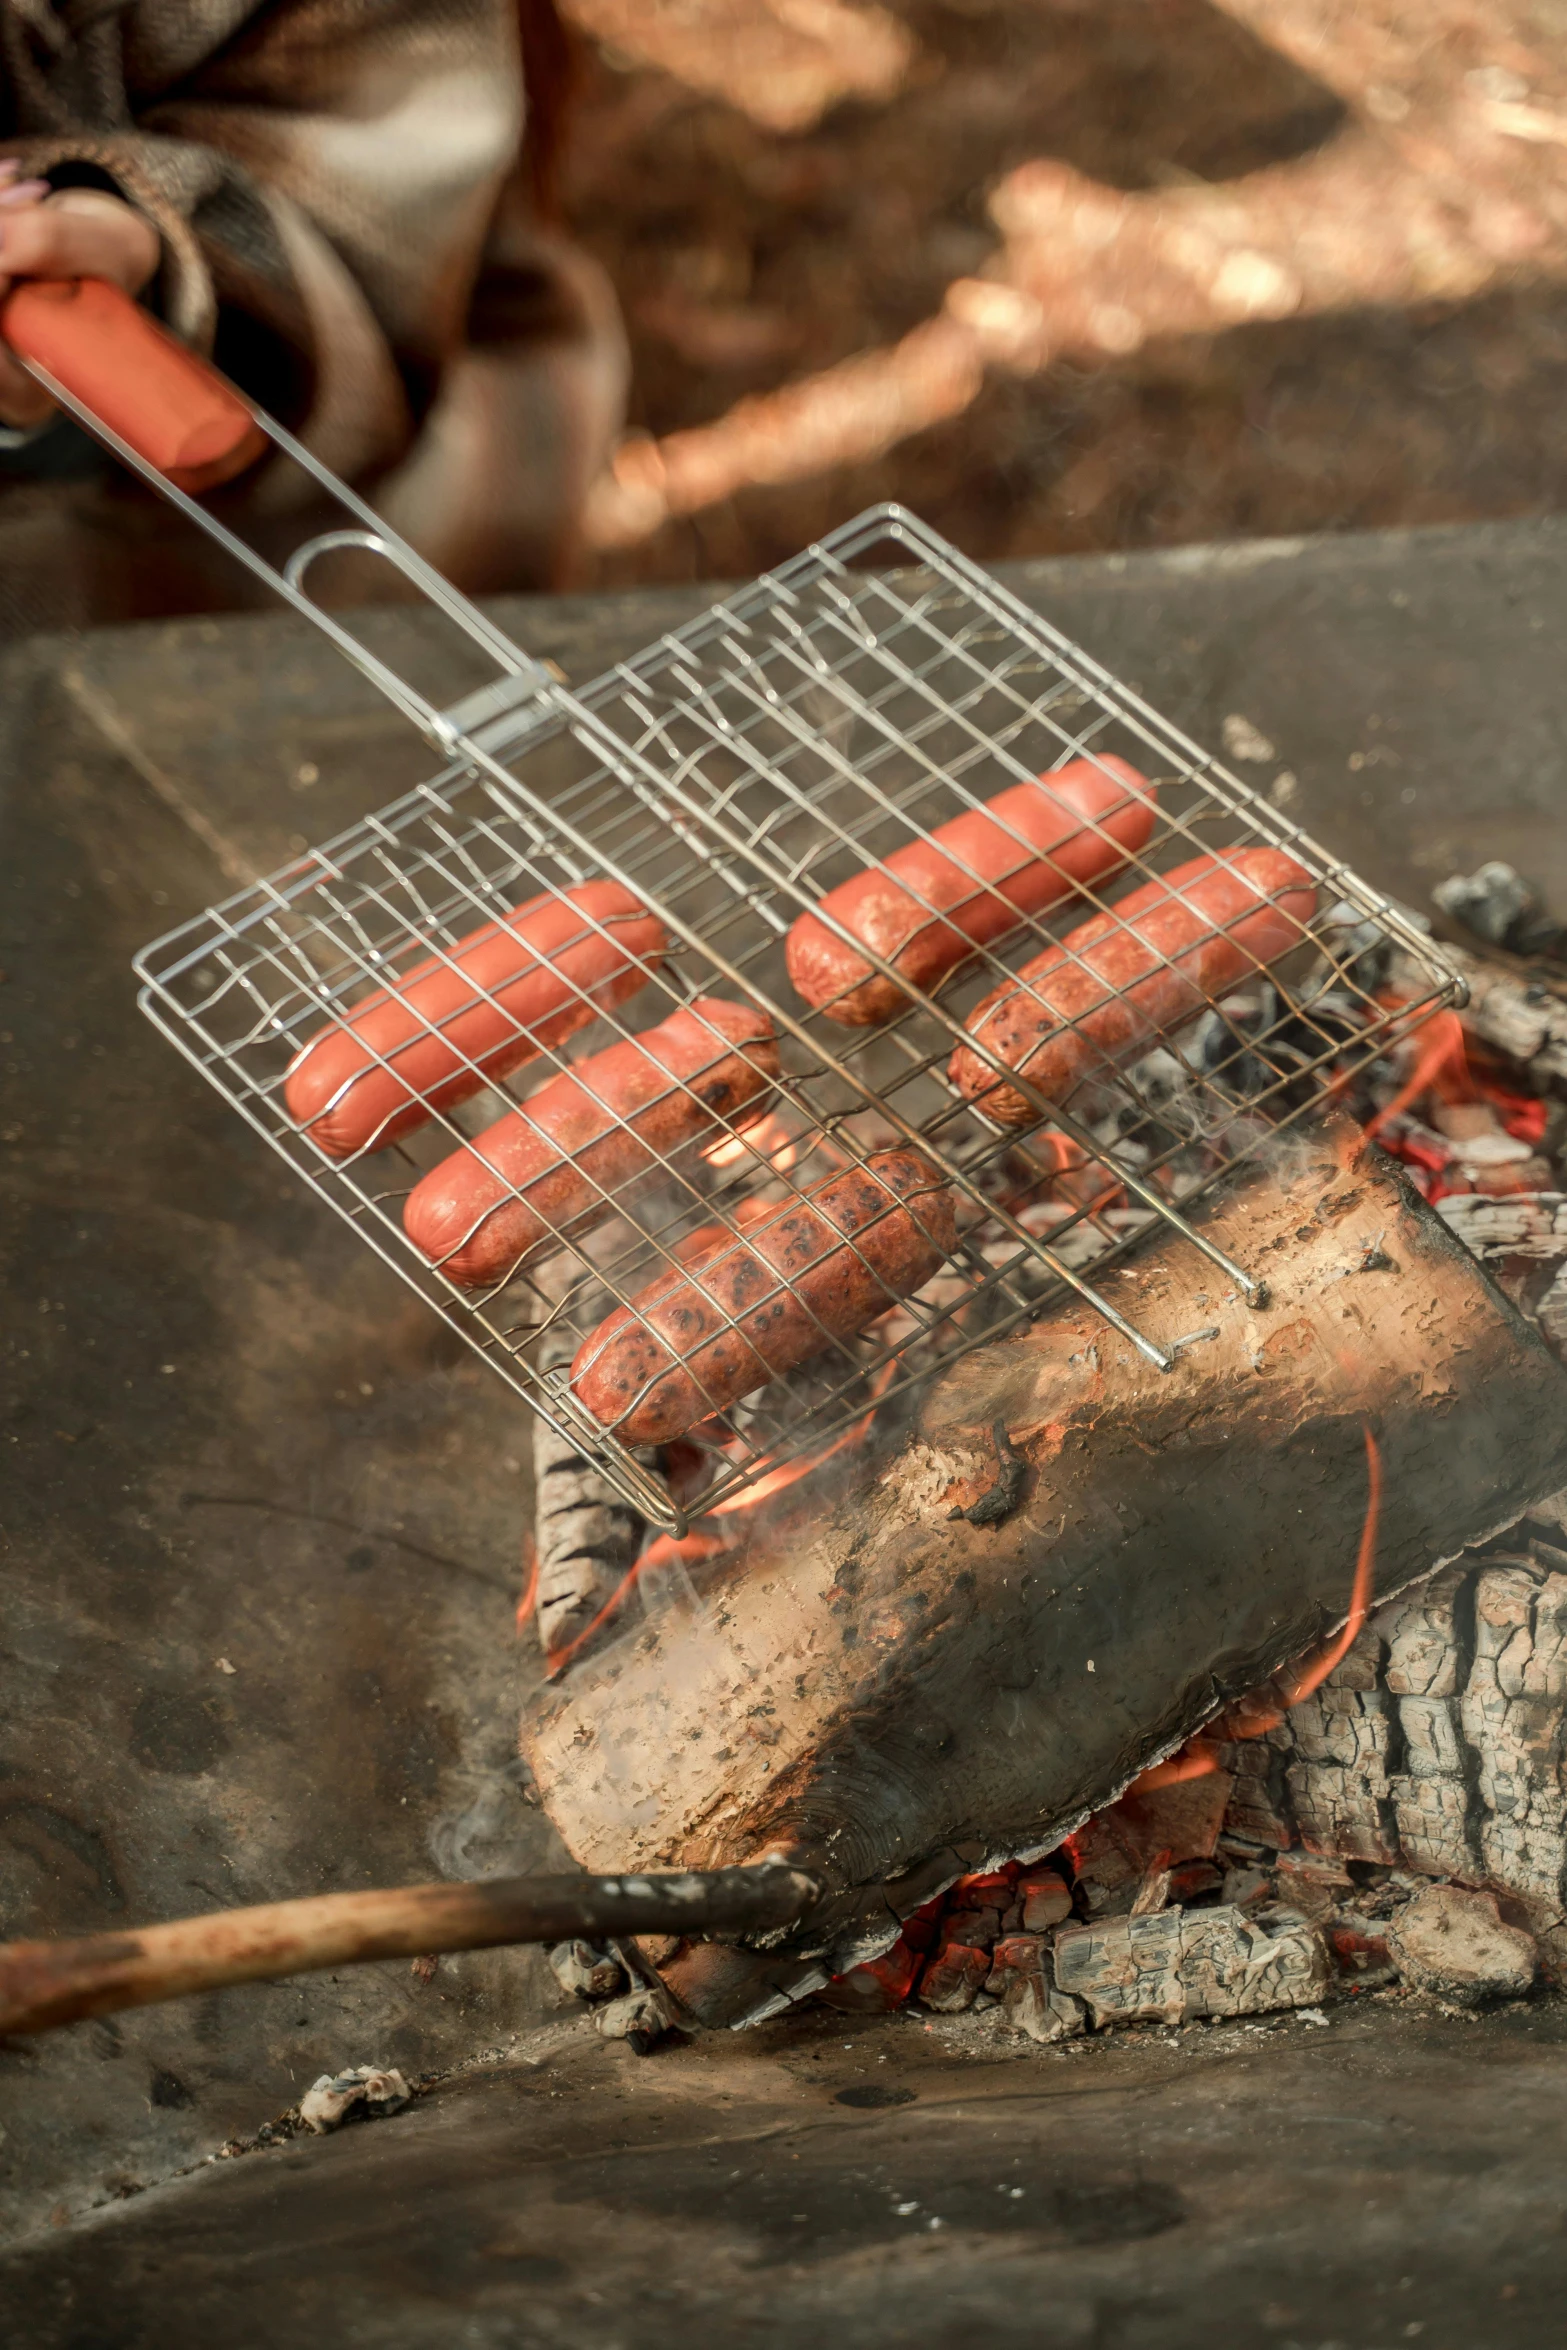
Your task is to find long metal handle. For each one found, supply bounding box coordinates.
[0,275,558,745]
[0,1863,819,2037]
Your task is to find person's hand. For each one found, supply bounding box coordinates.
[0,170,161,429]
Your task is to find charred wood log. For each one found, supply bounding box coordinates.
[524,1122,1567,2024]
[1251,1516,1567,1971]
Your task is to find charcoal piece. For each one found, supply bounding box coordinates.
[1220,1865,1272,1910]
[1432,860,1544,952]
[1538,1262,1567,1359]
[984,1933,1048,1997]
[546,1940,626,2000]
[595,1979,682,2049]
[1052,1903,1330,2027]
[1004,1977,1088,2044]
[525,1123,1567,2026]
[818,1940,920,2012]
[987,1935,1087,2043]
[1220,1728,1296,1849]
[1385,1883,1536,2004]
[1167,1858,1224,1903]
[1271,1851,1354,1924]
[1436,1192,1567,1264]
[1019,1867,1073,1932]
[1326,1912,1394,1978]
[919,1941,990,2013]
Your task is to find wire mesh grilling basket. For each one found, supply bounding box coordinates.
[127,502,1459,1532]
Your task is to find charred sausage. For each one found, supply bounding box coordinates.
[570,1148,958,1444]
[284,880,666,1158]
[403,997,780,1288]
[948,845,1317,1127]
[786,756,1157,1026]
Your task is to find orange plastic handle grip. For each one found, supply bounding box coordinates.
[0,277,266,492]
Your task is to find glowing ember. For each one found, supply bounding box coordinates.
[702,1111,799,1174]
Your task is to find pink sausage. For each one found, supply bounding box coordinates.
[948,845,1317,1127]
[284,880,666,1158]
[786,756,1157,1026]
[570,1148,958,1444]
[403,997,780,1288]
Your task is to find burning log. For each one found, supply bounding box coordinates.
[525,1121,1567,2024]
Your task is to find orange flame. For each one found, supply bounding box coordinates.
[1365,1011,1470,1140]
[544,1531,733,1677]
[709,1363,897,1517]
[1275,1424,1382,1710]
[1127,1424,1383,1790]
[1127,1741,1225,1793]
[543,1368,896,1674]
[516,1536,539,1634]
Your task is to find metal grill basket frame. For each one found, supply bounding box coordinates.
[131,504,1462,1533]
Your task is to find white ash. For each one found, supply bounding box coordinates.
[298,2066,410,2135]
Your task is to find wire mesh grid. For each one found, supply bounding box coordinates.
[135,506,1460,1532]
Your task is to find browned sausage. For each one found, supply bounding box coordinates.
[569,1148,958,1444]
[786,756,1157,1026]
[948,845,1317,1127]
[403,998,780,1288]
[284,880,666,1158]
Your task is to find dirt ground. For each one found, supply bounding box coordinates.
[560,0,1567,587]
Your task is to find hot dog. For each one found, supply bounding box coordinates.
[284,880,666,1158]
[948,845,1317,1127]
[570,1148,958,1444]
[786,756,1157,1026]
[404,998,781,1288]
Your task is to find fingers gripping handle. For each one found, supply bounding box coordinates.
[0,276,266,491]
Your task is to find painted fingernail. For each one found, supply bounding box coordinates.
[0,181,47,207]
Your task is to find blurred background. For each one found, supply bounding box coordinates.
[557,0,1567,586]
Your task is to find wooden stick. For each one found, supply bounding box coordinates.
[0,1863,818,2038]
